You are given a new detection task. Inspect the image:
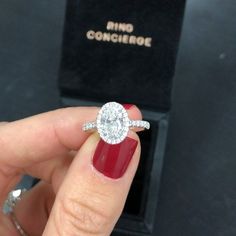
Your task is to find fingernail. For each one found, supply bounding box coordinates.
[93,137,138,179]
[122,104,135,110]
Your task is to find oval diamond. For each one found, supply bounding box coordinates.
[97,102,129,144]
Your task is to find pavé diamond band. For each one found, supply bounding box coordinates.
[82,102,150,144]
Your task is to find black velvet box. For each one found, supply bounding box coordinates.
[59,0,186,235]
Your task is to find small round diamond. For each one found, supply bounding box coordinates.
[97,102,129,144]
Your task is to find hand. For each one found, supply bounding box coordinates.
[0,105,141,236]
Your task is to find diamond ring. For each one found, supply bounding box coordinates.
[3,189,28,236]
[82,102,150,144]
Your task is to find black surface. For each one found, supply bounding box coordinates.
[124,123,157,217]
[59,0,185,111]
[1,0,236,236]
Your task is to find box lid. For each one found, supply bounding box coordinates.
[59,0,185,111]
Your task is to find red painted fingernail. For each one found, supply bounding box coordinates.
[93,137,138,179]
[122,104,135,110]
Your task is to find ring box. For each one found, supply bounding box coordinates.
[58,0,186,235]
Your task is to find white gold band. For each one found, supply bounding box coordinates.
[3,189,28,236]
[83,120,150,132]
[82,121,97,131]
[10,212,28,236]
[128,120,150,130]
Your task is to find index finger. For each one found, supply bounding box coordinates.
[0,106,142,169]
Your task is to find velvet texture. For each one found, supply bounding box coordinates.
[59,0,186,111]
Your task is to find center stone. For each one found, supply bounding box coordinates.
[97,102,129,144]
[106,119,122,135]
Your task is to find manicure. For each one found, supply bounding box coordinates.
[93,137,138,179]
[122,104,135,110]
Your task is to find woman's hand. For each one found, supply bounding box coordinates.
[0,105,141,236]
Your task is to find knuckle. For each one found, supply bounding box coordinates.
[55,195,111,235]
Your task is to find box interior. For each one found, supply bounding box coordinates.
[124,122,157,217]
[59,0,186,111]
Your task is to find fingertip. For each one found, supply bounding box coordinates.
[125,105,143,120]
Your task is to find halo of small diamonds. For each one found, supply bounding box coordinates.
[82,102,150,144]
[96,102,129,144]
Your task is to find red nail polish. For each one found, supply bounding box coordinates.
[93,137,138,179]
[122,104,135,110]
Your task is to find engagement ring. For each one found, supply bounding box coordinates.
[83,102,150,144]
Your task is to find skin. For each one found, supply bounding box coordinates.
[0,106,142,236]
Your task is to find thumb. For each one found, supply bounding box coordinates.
[43,132,140,236]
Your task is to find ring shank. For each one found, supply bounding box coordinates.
[82,120,150,132]
[128,120,150,131]
[82,121,97,132]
